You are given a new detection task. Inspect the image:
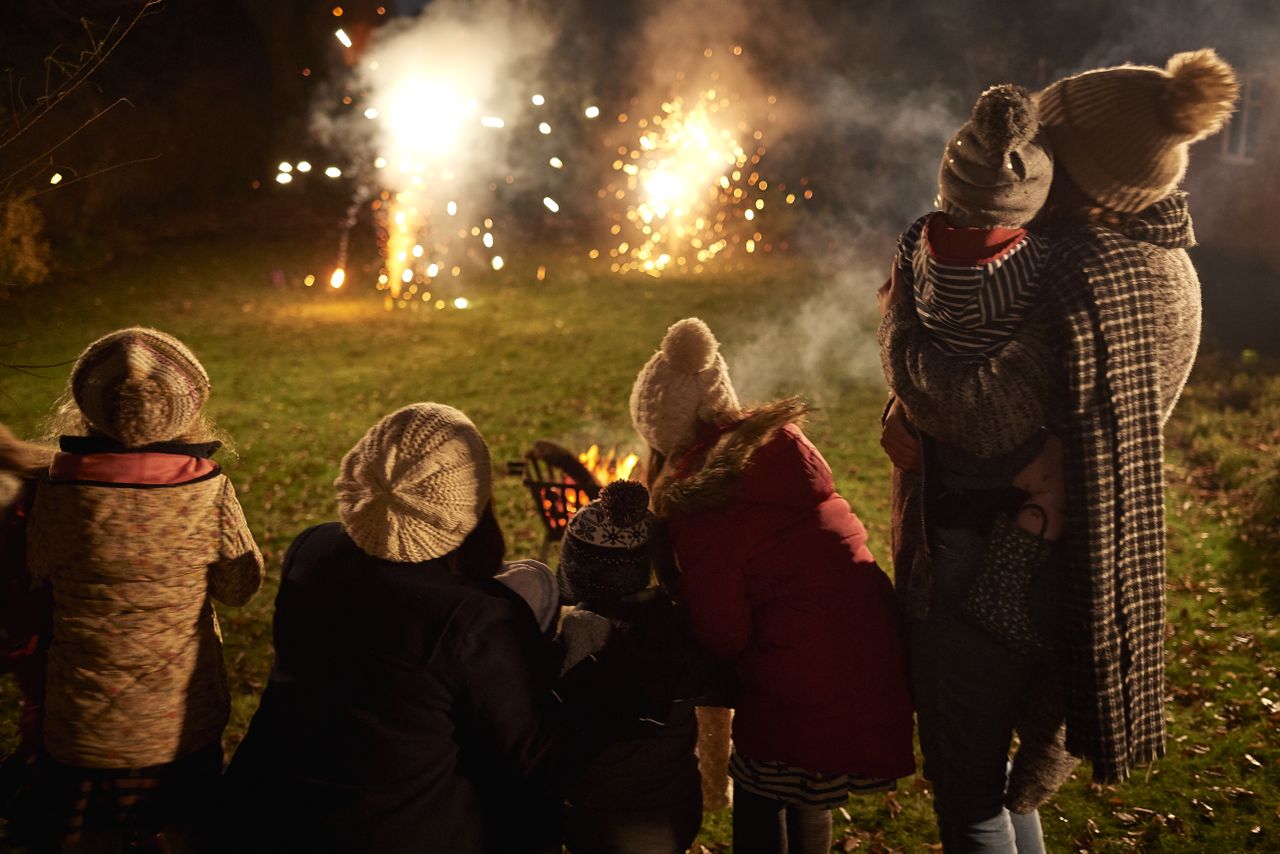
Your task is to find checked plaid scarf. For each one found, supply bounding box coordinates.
[1045,193,1195,782]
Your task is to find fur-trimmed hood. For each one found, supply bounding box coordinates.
[654,397,811,518]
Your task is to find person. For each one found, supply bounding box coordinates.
[879,50,1239,852]
[632,318,915,854]
[223,403,589,854]
[23,327,264,851]
[556,479,706,854]
[879,82,1066,854]
[0,425,54,827]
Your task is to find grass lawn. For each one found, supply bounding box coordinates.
[0,236,1276,851]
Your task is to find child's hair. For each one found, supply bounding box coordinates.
[40,387,233,454]
[0,423,54,476]
[46,327,228,452]
[445,502,506,582]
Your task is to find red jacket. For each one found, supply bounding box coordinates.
[656,399,914,779]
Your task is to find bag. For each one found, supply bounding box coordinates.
[960,511,1056,656]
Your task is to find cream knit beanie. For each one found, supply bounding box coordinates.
[938,84,1053,228]
[1037,49,1239,213]
[336,403,492,563]
[630,318,741,456]
[71,327,211,446]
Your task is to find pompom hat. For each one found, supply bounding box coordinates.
[336,403,492,563]
[71,327,211,446]
[630,318,741,456]
[559,480,655,606]
[938,84,1053,228]
[1036,49,1239,213]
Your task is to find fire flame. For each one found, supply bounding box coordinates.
[578,444,640,485]
[539,445,641,531]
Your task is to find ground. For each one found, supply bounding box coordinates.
[0,237,1276,851]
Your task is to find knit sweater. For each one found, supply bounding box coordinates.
[881,192,1202,789]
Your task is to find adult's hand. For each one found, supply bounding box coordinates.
[877,256,908,318]
[881,397,922,471]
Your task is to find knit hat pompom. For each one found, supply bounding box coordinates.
[336,403,492,563]
[971,84,1039,154]
[558,481,655,607]
[630,317,741,455]
[1037,48,1238,213]
[599,479,649,528]
[661,318,719,374]
[937,83,1052,228]
[1161,49,1239,141]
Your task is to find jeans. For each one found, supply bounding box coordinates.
[731,784,833,854]
[911,526,1047,854]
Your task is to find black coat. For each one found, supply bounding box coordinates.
[563,591,706,813]
[223,523,570,854]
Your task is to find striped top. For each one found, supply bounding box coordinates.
[897,212,1047,356]
[728,751,894,808]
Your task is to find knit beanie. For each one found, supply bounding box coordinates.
[496,560,559,634]
[70,327,211,447]
[559,480,654,606]
[336,403,492,563]
[938,84,1053,228]
[1036,49,1239,213]
[629,318,741,456]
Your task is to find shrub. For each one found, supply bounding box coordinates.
[0,190,51,292]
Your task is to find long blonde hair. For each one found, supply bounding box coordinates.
[40,387,234,455]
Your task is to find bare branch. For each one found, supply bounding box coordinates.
[30,151,163,197]
[0,0,163,153]
[0,97,136,193]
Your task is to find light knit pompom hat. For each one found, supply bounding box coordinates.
[336,403,493,563]
[938,84,1053,228]
[71,327,211,446]
[1037,49,1239,213]
[630,318,741,456]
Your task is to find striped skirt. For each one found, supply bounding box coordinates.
[728,751,895,809]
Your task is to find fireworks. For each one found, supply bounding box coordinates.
[279,8,810,303]
[597,50,799,277]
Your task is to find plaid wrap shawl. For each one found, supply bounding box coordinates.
[881,193,1198,785]
[1046,194,1194,781]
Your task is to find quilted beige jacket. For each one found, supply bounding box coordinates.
[29,463,263,768]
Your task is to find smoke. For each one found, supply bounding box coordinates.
[614,0,963,398]
[315,0,554,184]
[727,235,889,404]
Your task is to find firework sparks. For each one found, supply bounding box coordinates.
[598,49,798,276]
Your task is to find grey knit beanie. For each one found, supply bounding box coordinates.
[1037,49,1238,213]
[71,327,211,447]
[938,84,1053,228]
[336,403,492,563]
[629,318,741,456]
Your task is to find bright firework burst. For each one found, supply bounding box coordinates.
[597,48,805,277]
[277,1,553,311]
